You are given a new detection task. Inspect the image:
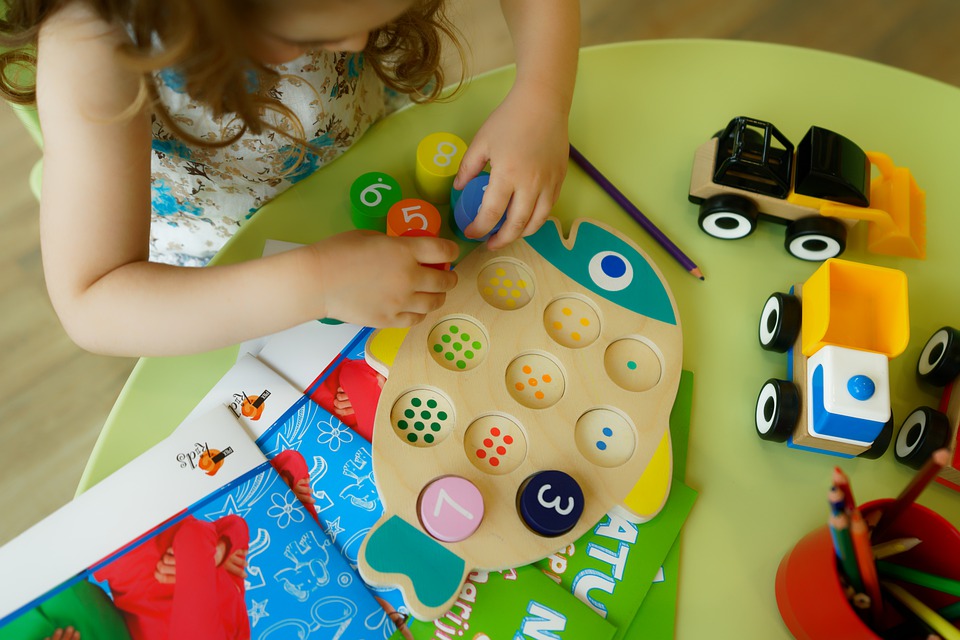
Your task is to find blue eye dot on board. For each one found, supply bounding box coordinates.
[601,254,627,278]
[596,440,608,451]
[602,427,613,437]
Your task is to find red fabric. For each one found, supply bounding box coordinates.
[93,515,249,640]
[309,358,382,442]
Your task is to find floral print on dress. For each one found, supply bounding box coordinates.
[149,50,406,266]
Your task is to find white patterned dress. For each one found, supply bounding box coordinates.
[149,51,405,266]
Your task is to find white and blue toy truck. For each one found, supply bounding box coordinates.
[755,259,909,458]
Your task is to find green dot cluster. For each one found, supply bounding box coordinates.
[431,324,484,370]
[396,395,448,445]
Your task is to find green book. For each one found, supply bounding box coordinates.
[396,565,618,639]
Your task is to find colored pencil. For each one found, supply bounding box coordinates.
[832,512,864,593]
[882,581,960,640]
[873,537,922,560]
[941,599,960,621]
[828,486,846,516]
[874,448,950,539]
[850,508,884,620]
[568,143,704,280]
[832,466,857,514]
[877,560,960,598]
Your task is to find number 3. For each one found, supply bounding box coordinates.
[537,483,574,515]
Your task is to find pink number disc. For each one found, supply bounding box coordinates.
[418,476,485,542]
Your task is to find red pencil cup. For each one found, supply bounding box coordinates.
[775,499,960,639]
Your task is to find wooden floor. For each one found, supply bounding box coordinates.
[2,0,959,546]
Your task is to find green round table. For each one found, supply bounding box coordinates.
[80,40,960,638]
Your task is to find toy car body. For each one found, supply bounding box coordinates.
[895,326,960,489]
[689,116,926,261]
[755,259,909,457]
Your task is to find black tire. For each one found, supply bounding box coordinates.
[758,293,801,352]
[756,379,800,442]
[698,195,759,240]
[894,406,951,469]
[858,413,894,459]
[917,326,960,387]
[784,217,847,261]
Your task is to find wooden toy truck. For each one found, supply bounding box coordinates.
[688,116,926,261]
[895,326,960,490]
[755,259,909,457]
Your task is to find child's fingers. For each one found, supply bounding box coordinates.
[453,144,488,191]
[466,177,512,239]
[413,263,458,294]
[487,188,537,250]
[407,238,461,273]
[521,192,555,237]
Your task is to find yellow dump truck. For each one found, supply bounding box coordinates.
[755,259,909,457]
[689,116,926,261]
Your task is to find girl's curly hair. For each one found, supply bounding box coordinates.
[0,0,464,148]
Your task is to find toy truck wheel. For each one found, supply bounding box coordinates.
[698,195,758,240]
[756,379,800,442]
[758,293,801,352]
[895,407,951,469]
[784,217,847,261]
[917,326,960,386]
[858,414,894,459]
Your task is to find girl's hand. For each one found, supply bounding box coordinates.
[453,82,570,251]
[307,231,459,328]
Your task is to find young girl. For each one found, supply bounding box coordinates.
[0,0,579,357]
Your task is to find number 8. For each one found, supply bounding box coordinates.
[433,142,459,167]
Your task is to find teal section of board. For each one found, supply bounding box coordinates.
[525,220,676,325]
[366,515,466,609]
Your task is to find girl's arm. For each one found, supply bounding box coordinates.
[36,4,457,357]
[453,0,580,250]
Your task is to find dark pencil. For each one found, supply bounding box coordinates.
[873,448,949,540]
[568,143,704,280]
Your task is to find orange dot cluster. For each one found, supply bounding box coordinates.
[514,364,553,400]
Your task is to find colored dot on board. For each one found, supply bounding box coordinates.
[407,434,418,443]
[461,333,471,341]
[498,289,507,297]
[424,434,435,443]
[515,382,525,391]
[553,321,563,330]
[562,307,572,316]
[427,399,437,408]
[490,277,500,286]
[496,446,506,455]
[456,360,467,369]
[412,397,422,407]
[453,342,462,351]
[484,438,494,447]
[398,420,408,430]
[518,280,527,288]
[522,365,532,374]
[496,268,506,277]
[503,435,512,444]
[543,374,552,383]
[627,361,637,370]
[490,457,500,467]
[404,409,415,419]
[433,344,443,353]
[438,411,448,420]
[465,351,474,359]
[504,279,513,287]
[421,411,431,419]
[445,352,455,361]
[472,341,482,350]
[596,440,607,451]
[431,423,441,431]
[442,334,451,343]
[415,422,424,430]
[528,378,538,386]
[580,317,590,326]
[511,290,521,299]
[572,332,581,341]
[477,449,487,459]
[450,325,459,333]
[603,427,613,436]
[491,427,501,436]
[535,391,544,400]
[483,287,493,295]
[506,299,516,308]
